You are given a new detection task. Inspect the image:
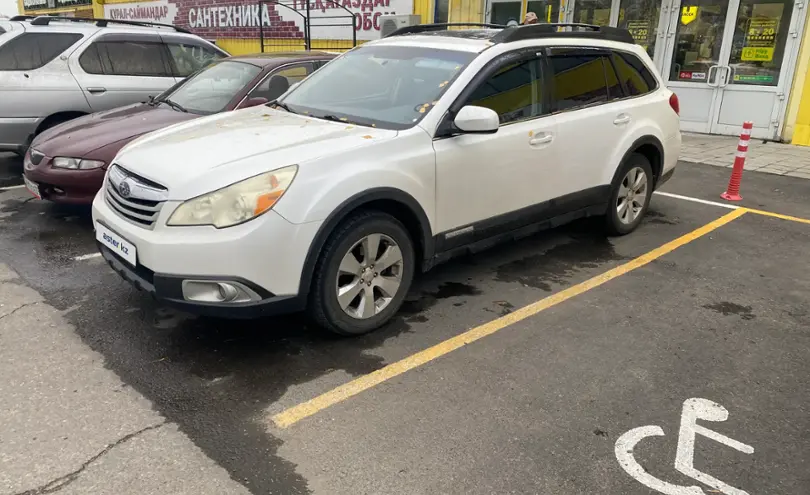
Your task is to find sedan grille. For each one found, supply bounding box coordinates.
[104,165,168,229]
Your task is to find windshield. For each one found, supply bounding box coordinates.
[279,45,477,129]
[163,60,262,114]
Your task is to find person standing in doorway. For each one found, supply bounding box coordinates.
[523,12,539,24]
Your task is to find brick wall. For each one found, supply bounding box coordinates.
[172,0,304,39]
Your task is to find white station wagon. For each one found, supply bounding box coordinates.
[92,23,681,335]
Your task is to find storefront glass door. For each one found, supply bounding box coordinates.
[559,0,665,60]
[488,0,525,25]
[660,0,804,139]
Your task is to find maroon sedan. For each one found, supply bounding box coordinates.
[22,51,335,204]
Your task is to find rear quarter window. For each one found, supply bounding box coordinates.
[612,51,658,96]
[0,33,83,71]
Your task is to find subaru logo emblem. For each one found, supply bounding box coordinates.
[119,181,131,198]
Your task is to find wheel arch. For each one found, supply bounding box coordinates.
[618,135,664,186]
[35,111,87,136]
[297,187,434,298]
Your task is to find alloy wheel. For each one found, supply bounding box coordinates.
[617,166,648,225]
[335,233,404,319]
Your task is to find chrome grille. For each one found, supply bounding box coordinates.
[105,165,168,229]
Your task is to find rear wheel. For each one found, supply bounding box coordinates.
[604,153,653,235]
[309,210,415,336]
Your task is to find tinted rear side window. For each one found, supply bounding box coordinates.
[79,43,103,74]
[86,41,171,77]
[0,33,82,71]
[613,52,658,96]
[549,51,610,111]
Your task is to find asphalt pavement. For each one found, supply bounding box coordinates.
[1,151,808,495]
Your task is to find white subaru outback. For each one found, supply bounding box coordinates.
[92,23,681,335]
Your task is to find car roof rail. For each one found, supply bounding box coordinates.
[384,22,506,38]
[29,15,191,34]
[9,15,38,21]
[491,23,635,44]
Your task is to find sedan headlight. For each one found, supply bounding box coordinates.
[167,165,298,228]
[53,157,106,170]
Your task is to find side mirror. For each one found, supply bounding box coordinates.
[453,105,499,134]
[240,96,268,109]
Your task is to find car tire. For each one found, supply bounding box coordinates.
[604,153,654,235]
[309,210,416,336]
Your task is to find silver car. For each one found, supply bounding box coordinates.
[0,16,228,155]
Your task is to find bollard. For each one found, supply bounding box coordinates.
[720,121,753,201]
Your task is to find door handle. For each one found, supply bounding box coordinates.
[613,114,631,125]
[87,87,107,94]
[721,66,733,87]
[529,134,553,145]
[707,65,721,87]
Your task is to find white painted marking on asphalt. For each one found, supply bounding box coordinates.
[654,191,740,210]
[0,185,26,190]
[675,398,754,495]
[615,426,704,495]
[73,253,102,261]
[616,398,754,495]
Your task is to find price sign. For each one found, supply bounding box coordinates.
[745,18,778,47]
[626,20,651,46]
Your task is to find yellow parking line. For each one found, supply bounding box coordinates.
[271,208,748,429]
[742,207,810,225]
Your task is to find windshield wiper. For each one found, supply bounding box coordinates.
[269,101,296,114]
[160,98,188,113]
[320,114,368,127]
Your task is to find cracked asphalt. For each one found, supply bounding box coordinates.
[1,151,809,494]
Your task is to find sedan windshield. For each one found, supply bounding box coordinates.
[279,45,477,129]
[162,60,262,114]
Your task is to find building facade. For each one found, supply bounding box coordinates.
[15,0,810,144]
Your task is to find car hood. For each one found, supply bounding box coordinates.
[32,103,198,158]
[115,105,398,193]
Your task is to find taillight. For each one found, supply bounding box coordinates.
[669,93,680,115]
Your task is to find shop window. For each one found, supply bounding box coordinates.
[0,33,82,71]
[612,51,657,96]
[466,57,543,124]
[434,0,450,23]
[167,42,225,78]
[93,41,171,77]
[549,51,611,111]
[527,0,561,23]
[250,64,314,102]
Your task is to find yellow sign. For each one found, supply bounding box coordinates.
[745,18,778,47]
[742,17,779,61]
[626,20,651,45]
[741,46,775,61]
[681,6,699,25]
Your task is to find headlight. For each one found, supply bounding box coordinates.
[167,165,298,228]
[53,157,106,170]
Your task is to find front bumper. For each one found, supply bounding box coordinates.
[98,243,303,318]
[92,189,322,318]
[0,117,39,153]
[24,151,105,204]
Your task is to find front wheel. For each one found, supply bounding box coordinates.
[604,153,654,235]
[309,210,415,336]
